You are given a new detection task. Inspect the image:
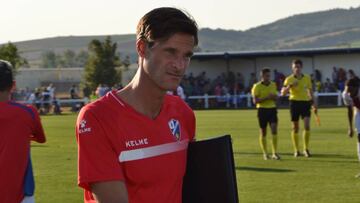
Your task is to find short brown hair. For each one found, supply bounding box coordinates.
[346,77,360,87]
[292,59,303,67]
[136,7,198,47]
[0,60,13,91]
[261,68,271,75]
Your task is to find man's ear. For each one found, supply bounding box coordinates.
[11,81,16,92]
[136,39,147,58]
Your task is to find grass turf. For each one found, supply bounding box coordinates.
[31,108,360,202]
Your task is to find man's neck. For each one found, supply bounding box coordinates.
[294,73,302,78]
[0,91,10,102]
[117,68,166,119]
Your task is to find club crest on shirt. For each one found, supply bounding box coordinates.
[80,120,86,128]
[79,119,91,134]
[168,119,181,141]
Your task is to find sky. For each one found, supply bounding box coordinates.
[1,0,360,44]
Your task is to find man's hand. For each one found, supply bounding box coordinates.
[348,128,354,138]
[312,105,321,126]
[281,86,290,96]
[268,93,277,100]
[312,105,318,115]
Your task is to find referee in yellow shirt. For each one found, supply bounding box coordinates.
[251,68,280,160]
[281,59,317,157]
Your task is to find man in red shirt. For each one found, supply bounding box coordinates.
[76,7,198,203]
[0,60,46,203]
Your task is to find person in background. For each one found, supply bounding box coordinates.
[342,77,360,178]
[281,59,317,158]
[41,88,51,114]
[69,84,78,99]
[251,68,280,160]
[46,83,55,101]
[332,67,338,86]
[0,60,46,203]
[167,85,186,100]
[248,72,257,92]
[337,68,347,91]
[348,69,358,80]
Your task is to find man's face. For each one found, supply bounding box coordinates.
[143,33,195,91]
[261,72,271,83]
[292,63,302,75]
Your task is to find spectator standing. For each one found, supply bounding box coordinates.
[248,72,257,92]
[69,85,78,99]
[338,68,347,91]
[46,83,55,101]
[332,67,338,85]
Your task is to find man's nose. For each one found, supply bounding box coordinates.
[173,57,188,70]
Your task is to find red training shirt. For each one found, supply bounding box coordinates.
[0,101,46,203]
[76,91,196,203]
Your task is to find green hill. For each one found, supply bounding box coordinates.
[199,6,360,51]
[6,6,360,67]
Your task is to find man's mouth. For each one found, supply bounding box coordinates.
[167,72,183,78]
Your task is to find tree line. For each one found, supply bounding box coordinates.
[41,49,89,68]
[0,36,130,93]
[0,42,27,74]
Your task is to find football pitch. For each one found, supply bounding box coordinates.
[31,108,360,202]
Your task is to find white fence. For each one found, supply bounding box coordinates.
[18,98,90,107]
[187,91,343,109]
[17,92,344,110]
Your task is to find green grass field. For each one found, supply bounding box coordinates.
[31,108,360,203]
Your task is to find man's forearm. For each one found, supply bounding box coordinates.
[91,181,128,203]
[308,90,317,108]
[347,105,353,129]
[281,86,290,96]
[254,96,269,104]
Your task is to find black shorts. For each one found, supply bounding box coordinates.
[289,100,311,122]
[257,108,278,129]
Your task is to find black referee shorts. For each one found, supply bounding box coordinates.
[257,108,278,129]
[289,100,311,122]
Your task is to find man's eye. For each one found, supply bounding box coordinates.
[165,49,176,55]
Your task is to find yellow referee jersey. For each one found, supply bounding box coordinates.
[251,81,278,108]
[283,74,312,101]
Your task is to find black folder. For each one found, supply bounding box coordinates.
[182,135,239,203]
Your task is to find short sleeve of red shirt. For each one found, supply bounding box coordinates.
[28,105,46,143]
[76,107,124,190]
[176,98,196,142]
[187,106,196,141]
